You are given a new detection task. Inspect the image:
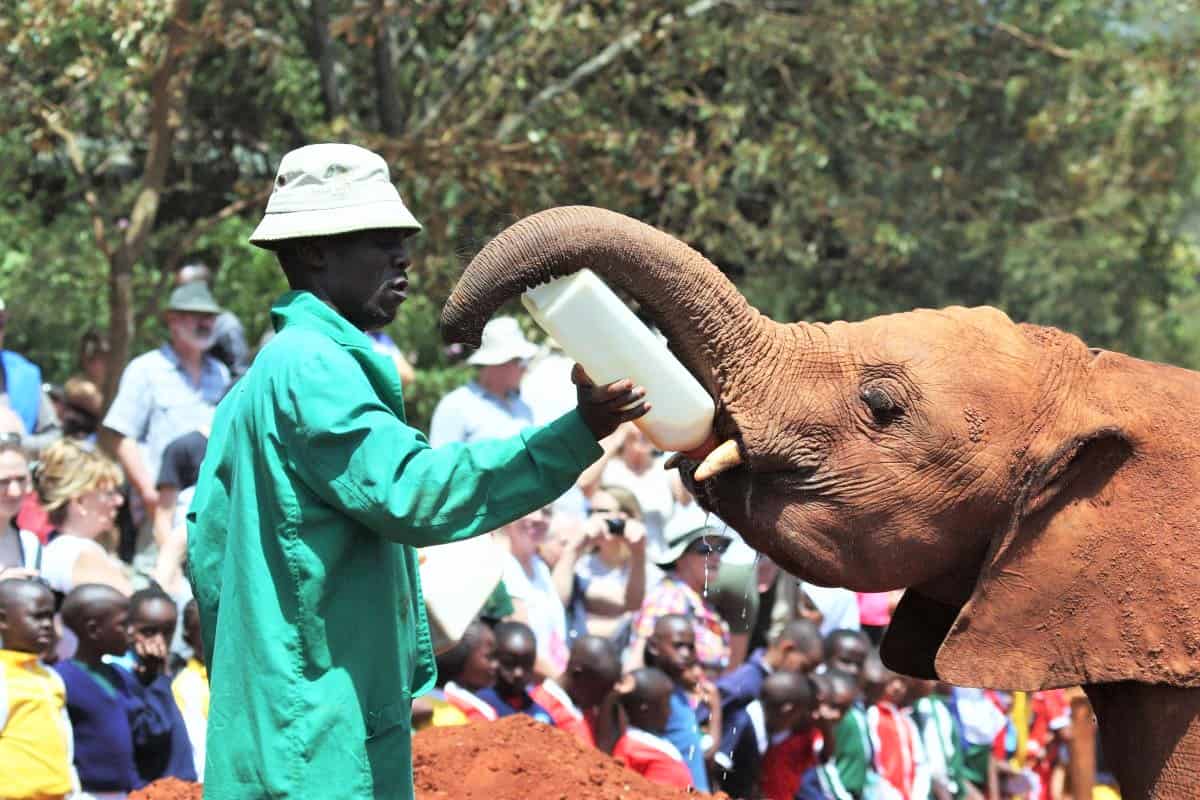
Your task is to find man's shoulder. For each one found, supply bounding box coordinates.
[254,327,361,381]
[433,382,477,411]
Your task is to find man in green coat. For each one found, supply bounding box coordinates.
[187,143,649,798]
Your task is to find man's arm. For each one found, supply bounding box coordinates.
[276,349,643,547]
[101,361,157,508]
[621,518,648,612]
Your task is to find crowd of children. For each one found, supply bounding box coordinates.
[423,610,1082,800]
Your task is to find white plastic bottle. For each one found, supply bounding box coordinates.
[522,269,715,454]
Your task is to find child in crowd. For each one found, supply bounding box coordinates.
[718,618,824,713]
[909,679,978,800]
[864,654,929,800]
[437,619,501,722]
[645,613,719,793]
[477,621,555,724]
[613,667,693,790]
[795,670,859,800]
[829,664,876,800]
[120,586,195,783]
[0,578,75,800]
[171,599,208,780]
[55,584,139,795]
[530,634,622,749]
[822,629,870,678]
[718,670,821,800]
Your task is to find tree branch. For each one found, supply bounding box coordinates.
[992,21,1080,61]
[496,0,724,141]
[38,109,113,262]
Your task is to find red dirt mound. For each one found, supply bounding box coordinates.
[128,777,203,800]
[413,714,725,799]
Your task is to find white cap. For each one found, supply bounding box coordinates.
[466,317,539,366]
[249,143,421,247]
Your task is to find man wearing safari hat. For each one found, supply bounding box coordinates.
[429,316,538,446]
[187,143,651,798]
[103,281,229,523]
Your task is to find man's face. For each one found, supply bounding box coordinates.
[316,229,412,331]
[166,311,218,351]
[0,584,55,654]
[128,598,176,654]
[827,637,868,677]
[480,358,526,395]
[495,633,537,695]
[649,620,696,680]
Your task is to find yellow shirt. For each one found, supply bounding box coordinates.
[0,649,73,800]
[171,657,209,781]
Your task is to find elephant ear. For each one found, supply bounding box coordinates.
[924,424,1200,691]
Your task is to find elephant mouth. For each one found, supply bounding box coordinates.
[678,453,824,514]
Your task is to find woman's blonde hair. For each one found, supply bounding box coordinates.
[35,438,124,525]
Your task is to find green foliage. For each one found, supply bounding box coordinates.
[0,0,1197,429]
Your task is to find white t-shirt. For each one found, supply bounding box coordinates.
[42,535,110,595]
[502,553,569,674]
[799,582,861,636]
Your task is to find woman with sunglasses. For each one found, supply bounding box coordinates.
[625,517,733,675]
[0,437,42,581]
[572,486,649,647]
[36,438,131,596]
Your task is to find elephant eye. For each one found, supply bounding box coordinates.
[860,386,902,423]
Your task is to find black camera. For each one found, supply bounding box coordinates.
[605,517,626,536]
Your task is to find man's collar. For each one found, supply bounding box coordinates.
[270,290,375,349]
[749,648,773,674]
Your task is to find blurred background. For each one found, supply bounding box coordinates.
[1,0,1197,430]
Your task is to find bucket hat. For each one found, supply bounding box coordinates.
[249,143,422,247]
[466,317,539,366]
[166,282,222,315]
[653,521,732,568]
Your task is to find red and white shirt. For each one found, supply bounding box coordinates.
[867,701,930,800]
[613,726,694,790]
[443,682,498,722]
[530,679,594,747]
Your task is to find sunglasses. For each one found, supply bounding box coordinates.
[687,539,730,557]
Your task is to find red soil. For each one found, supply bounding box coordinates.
[128,777,203,800]
[413,714,725,799]
[127,715,725,799]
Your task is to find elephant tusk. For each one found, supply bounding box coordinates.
[693,440,743,482]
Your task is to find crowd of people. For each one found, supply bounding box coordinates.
[0,259,1104,800]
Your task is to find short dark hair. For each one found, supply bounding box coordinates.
[493,620,536,651]
[824,628,869,654]
[129,584,175,619]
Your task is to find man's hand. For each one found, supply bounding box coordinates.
[573,365,650,440]
[133,632,169,684]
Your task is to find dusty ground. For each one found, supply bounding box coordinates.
[129,715,723,799]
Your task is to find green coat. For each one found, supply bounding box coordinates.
[187,291,601,799]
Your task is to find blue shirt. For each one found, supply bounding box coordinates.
[664,686,711,792]
[714,700,768,799]
[475,687,555,725]
[717,648,771,712]
[429,381,534,446]
[102,344,229,483]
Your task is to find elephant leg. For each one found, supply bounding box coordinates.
[1085,682,1200,799]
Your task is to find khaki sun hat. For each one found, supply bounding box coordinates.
[249,143,422,247]
[466,317,539,366]
[166,282,222,315]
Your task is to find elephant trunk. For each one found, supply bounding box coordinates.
[441,206,767,401]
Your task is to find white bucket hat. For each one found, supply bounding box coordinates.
[249,143,422,247]
[466,317,539,366]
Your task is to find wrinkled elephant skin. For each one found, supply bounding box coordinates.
[441,207,1200,799]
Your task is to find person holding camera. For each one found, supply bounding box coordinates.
[573,486,648,648]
